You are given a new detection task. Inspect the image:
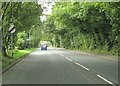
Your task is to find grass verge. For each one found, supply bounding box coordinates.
[2,48,37,70]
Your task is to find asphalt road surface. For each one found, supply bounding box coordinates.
[2,48,118,85]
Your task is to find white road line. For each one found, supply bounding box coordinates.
[59,54,64,57]
[65,56,68,59]
[58,54,73,62]
[67,58,72,61]
[97,74,116,86]
[68,59,72,62]
[66,57,69,60]
[75,62,90,71]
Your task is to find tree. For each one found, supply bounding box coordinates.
[1,2,42,57]
[44,2,120,55]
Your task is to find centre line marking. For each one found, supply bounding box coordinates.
[59,54,73,62]
[65,57,68,59]
[68,59,72,62]
[97,74,116,86]
[65,57,69,59]
[75,62,90,71]
[65,57,67,59]
[59,54,64,57]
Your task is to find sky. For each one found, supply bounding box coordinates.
[38,0,55,22]
[38,0,54,15]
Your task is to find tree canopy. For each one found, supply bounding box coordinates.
[44,2,120,55]
[1,2,42,57]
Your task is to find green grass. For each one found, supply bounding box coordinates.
[2,48,37,70]
[14,48,37,59]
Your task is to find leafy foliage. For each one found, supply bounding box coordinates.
[45,2,120,55]
[1,2,42,57]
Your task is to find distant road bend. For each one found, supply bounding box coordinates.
[3,48,118,85]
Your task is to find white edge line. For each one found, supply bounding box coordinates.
[97,74,116,86]
[75,62,90,71]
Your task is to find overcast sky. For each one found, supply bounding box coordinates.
[38,0,55,22]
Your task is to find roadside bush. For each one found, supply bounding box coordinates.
[17,38,25,50]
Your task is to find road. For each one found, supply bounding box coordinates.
[2,48,118,85]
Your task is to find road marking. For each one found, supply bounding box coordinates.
[66,57,69,60]
[64,56,67,59]
[68,59,72,62]
[64,56,72,61]
[97,74,116,86]
[59,54,64,57]
[58,54,73,62]
[66,58,72,61]
[75,62,90,71]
